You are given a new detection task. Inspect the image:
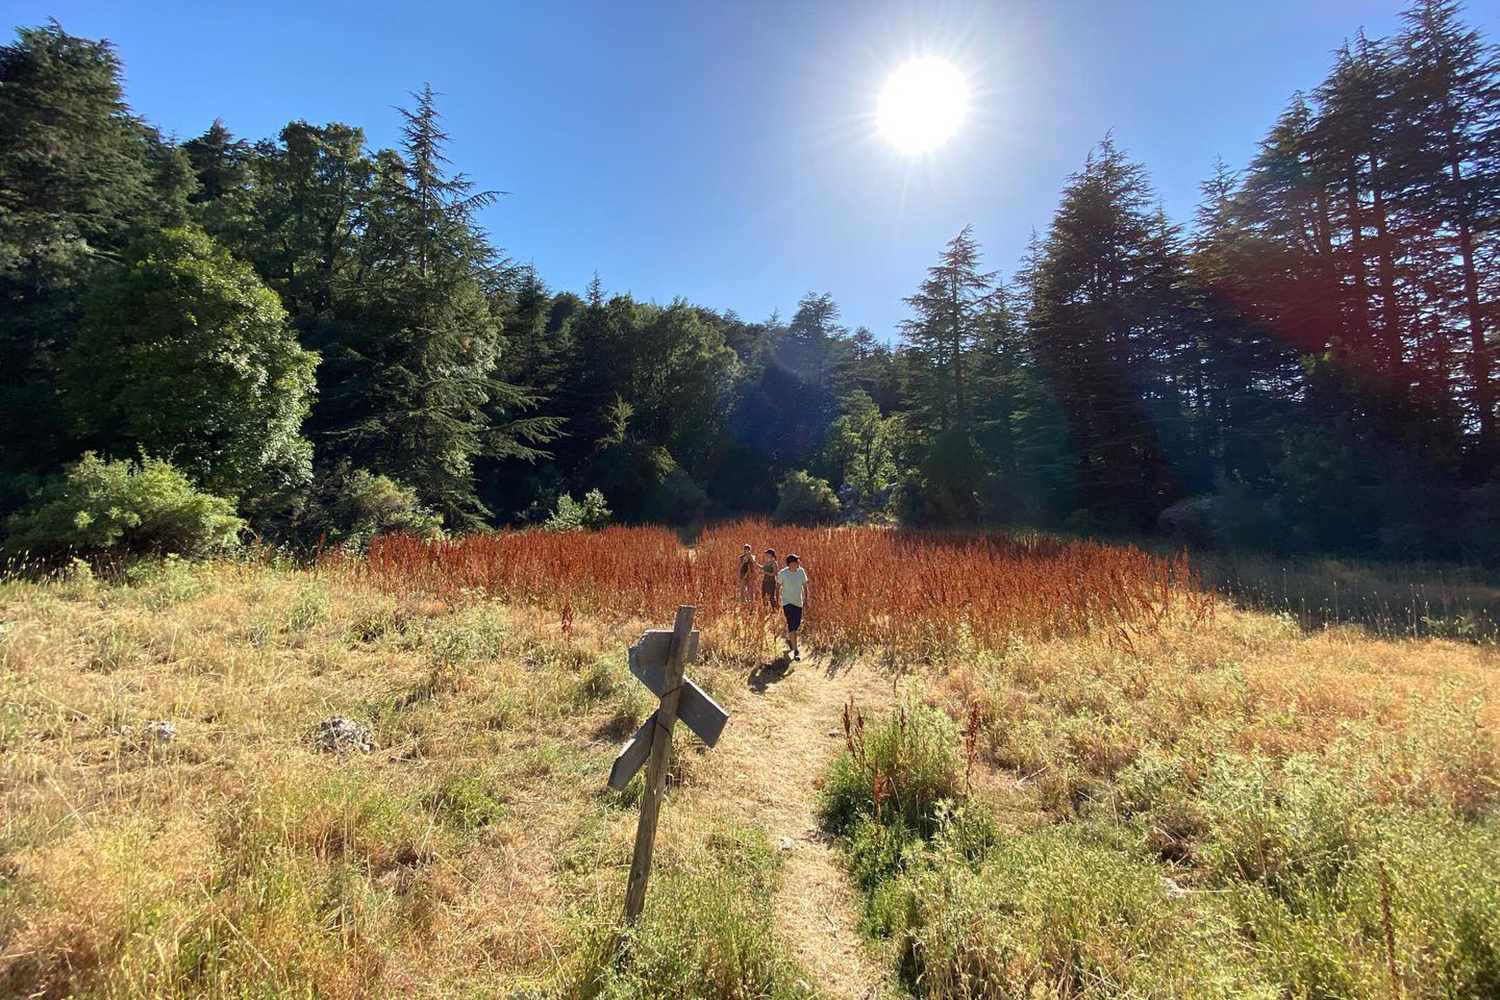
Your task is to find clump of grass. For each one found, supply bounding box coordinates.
[124,554,217,608]
[552,820,813,1000]
[426,772,507,829]
[1220,808,1500,998]
[819,700,962,838]
[886,823,1274,998]
[817,702,999,945]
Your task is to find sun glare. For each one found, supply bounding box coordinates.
[877,57,969,153]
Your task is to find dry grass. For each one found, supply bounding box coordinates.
[0,558,759,998]
[1,532,1496,998]
[936,606,1499,822]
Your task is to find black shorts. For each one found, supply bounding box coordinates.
[783,604,803,632]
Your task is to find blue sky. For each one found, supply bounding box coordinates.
[12,0,1493,338]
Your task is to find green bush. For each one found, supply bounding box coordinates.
[2,453,243,560]
[818,702,962,838]
[545,489,613,532]
[773,469,842,526]
[291,464,441,551]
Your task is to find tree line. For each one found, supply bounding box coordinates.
[2,1,1497,560]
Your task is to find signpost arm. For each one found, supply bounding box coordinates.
[622,604,695,925]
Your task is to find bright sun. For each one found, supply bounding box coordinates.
[877,57,969,153]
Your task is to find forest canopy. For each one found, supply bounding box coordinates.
[2,2,1498,561]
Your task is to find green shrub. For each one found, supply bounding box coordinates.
[545,489,613,532]
[3,453,243,560]
[1227,809,1500,999]
[556,822,813,1000]
[818,702,961,837]
[291,463,441,551]
[773,469,841,526]
[890,828,1273,998]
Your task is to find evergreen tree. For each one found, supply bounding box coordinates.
[324,87,557,528]
[1028,139,1181,527]
[900,226,996,437]
[0,22,190,506]
[1395,0,1500,445]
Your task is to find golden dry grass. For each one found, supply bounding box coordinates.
[0,545,1495,998]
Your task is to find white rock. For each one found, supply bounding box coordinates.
[312,717,373,753]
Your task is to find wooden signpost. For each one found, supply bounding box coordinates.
[611,604,730,924]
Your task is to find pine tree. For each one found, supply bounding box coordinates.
[900,226,996,437]
[1395,0,1500,444]
[325,86,557,528]
[1028,139,1181,527]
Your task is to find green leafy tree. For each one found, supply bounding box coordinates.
[63,226,317,509]
[822,390,895,502]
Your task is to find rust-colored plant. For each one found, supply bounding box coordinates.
[352,519,1204,657]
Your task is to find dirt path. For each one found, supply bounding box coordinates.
[699,653,899,999]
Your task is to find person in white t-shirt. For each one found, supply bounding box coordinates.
[775,554,808,661]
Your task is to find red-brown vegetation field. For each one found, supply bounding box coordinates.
[358,518,1211,658]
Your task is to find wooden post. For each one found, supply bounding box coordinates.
[622,604,695,925]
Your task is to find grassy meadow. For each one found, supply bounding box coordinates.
[0,525,1496,998]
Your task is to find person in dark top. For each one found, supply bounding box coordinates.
[738,543,756,604]
[760,548,778,610]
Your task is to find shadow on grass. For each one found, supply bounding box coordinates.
[747,656,792,693]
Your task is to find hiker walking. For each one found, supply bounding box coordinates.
[760,548,779,611]
[777,553,808,660]
[737,543,756,604]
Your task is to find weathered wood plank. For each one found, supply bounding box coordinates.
[622,605,696,925]
[627,629,700,672]
[607,711,655,791]
[627,661,728,749]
